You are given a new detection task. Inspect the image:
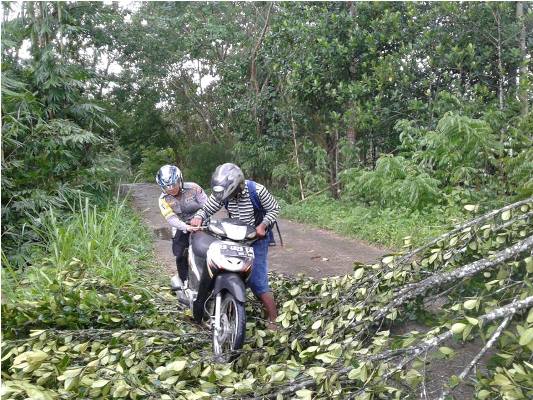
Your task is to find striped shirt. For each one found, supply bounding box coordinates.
[195,181,280,227]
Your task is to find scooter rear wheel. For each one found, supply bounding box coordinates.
[213,291,246,362]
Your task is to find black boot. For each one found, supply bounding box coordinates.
[176,257,189,282]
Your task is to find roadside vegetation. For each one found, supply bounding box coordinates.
[281,196,463,249]
[1,2,532,399]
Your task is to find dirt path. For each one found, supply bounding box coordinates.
[121,183,389,278]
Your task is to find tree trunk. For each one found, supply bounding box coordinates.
[493,8,504,111]
[516,1,529,116]
[371,134,377,168]
[346,2,357,149]
[174,80,221,144]
[250,3,273,136]
[346,125,356,145]
[328,133,340,199]
[290,113,305,201]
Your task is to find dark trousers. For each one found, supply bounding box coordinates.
[172,231,190,281]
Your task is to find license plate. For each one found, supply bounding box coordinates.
[219,244,254,257]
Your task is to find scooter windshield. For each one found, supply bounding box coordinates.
[220,222,247,241]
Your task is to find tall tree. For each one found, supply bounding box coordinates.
[516,1,529,116]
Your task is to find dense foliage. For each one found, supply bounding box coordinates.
[84,1,530,247]
[1,2,532,399]
[1,2,129,265]
[2,2,531,250]
[101,2,531,201]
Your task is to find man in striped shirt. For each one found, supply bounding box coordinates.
[190,163,280,329]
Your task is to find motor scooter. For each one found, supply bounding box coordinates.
[171,218,256,361]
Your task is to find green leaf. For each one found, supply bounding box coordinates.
[463,299,478,310]
[404,369,422,385]
[518,328,533,346]
[451,323,466,334]
[525,256,533,273]
[168,360,187,372]
[354,267,365,280]
[269,371,286,383]
[463,324,473,341]
[112,381,130,398]
[306,366,327,381]
[295,389,313,400]
[92,379,110,388]
[25,351,49,366]
[492,373,511,386]
[312,320,322,330]
[315,352,338,364]
[57,368,83,381]
[347,364,367,381]
[477,389,491,399]
[439,347,455,356]
[64,377,79,391]
[501,210,511,221]
[448,375,460,388]
[382,256,394,264]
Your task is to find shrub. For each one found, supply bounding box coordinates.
[183,142,231,188]
[342,155,442,210]
[137,147,176,182]
[414,112,501,187]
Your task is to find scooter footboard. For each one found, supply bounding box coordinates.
[212,273,246,303]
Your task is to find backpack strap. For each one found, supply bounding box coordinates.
[247,180,281,245]
[247,180,270,229]
[246,180,262,212]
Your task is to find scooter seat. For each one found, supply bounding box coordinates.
[191,231,217,257]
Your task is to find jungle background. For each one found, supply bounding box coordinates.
[1,2,532,399]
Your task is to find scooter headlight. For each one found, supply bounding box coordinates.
[207,242,254,273]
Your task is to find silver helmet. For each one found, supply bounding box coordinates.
[156,165,183,192]
[211,163,244,203]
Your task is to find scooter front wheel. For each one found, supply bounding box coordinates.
[212,291,246,362]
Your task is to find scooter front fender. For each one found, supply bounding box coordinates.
[212,273,246,303]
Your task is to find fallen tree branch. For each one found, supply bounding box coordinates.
[344,296,532,399]
[7,327,208,343]
[300,204,532,344]
[395,197,532,267]
[247,296,533,399]
[367,235,532,327]
[438,315,512,400]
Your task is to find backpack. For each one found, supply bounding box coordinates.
[224,180,282,244]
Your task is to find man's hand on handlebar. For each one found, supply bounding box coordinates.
[256,223,267,239]
[190,216,203,228]
[186,225,201,232]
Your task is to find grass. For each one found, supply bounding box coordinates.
[1,195,154,304]
[280,195,465,249]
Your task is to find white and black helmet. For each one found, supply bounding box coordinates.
[156,165,183,192]
[211,163,245,203]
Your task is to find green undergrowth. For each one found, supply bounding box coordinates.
[280,195,465,249]
[1,197,157,336]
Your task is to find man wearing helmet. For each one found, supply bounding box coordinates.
[190,163,280,329]
[156,165,207,288]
